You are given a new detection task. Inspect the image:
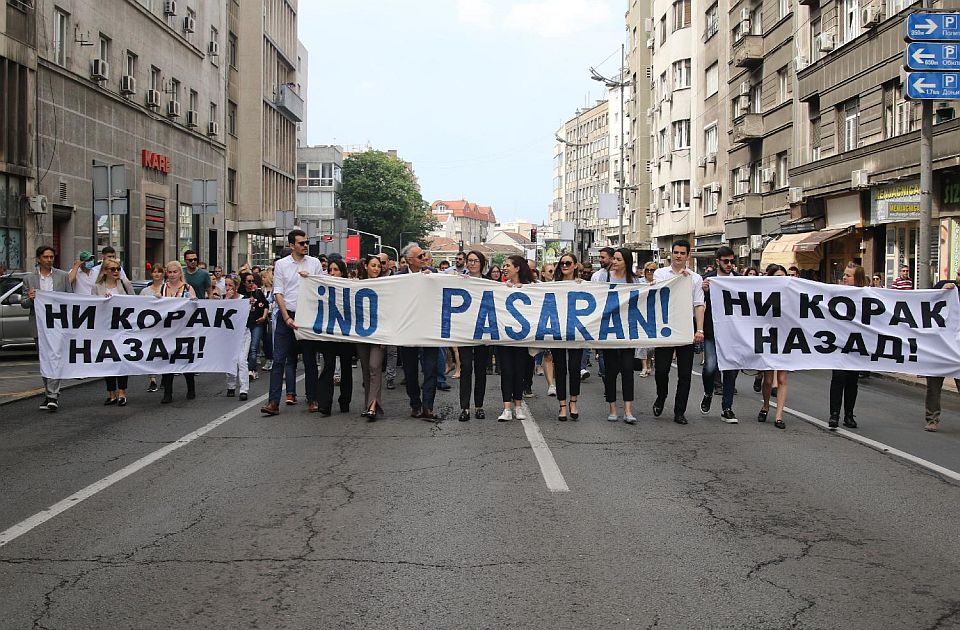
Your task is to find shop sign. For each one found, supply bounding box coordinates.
[141,149,172,174]
[871,180,921,223]
[942,174,960,211]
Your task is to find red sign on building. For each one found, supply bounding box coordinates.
[345,235,360,263]
[141,149,172,173]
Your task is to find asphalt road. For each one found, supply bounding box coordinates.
[1,360,959,629]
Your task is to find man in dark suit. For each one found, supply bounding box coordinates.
[22,245,73,411]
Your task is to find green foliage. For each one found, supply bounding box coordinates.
[489,252,507,268]
[341,151,438,254]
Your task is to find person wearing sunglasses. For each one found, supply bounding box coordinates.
[182,250,213,299]
[93,260,135,406]
[552,254,585,421]
[699,246,740,424]
[456,251,490,422]
[239,271,269,385]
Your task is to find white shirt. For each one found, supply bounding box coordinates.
[73,267,96,295]
[273,254,323,312]
[653,265,705,307]
[590,268,610,282]
[38,270,54,292]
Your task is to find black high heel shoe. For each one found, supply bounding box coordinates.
[568,398,579,420]
[558,402,568,422]
[104,397,117,406]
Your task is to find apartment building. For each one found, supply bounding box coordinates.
[429,200,497,246]
[30,0,227,277]
[296,144,345,257]
[234,0,302,267]
[624,0,654,254]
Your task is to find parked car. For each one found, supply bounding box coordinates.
[0,272,35,351]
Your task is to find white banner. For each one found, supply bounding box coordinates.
[294,273,694,348]
[709,277,960,377]
[36,293,251,379]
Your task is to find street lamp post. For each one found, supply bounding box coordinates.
[591,43,629,248]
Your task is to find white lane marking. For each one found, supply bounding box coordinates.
[518,403,570,493]
[0,377,303,548]
[690,368,960,482]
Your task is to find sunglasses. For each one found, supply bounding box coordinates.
[185,258,197,262]
[719,258,735,264]
[294,240,308,246]
[416,253,428,259]
[560,260,574,266]
[106,267,120,272]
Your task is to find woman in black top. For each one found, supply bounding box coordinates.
[498,256,534,422]
[457,250,490,421]
[240,272,269,383]
[828,262,866,430]
[317,259,354,415]
[552,253,585,421]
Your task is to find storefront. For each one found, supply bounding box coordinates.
[938,172,960,281]
[869,180,921,287]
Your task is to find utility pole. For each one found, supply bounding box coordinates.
[917,0,933,289]
[618,43,626,247]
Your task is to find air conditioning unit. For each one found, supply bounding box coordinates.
[646,37,655,49]
[644,17,654,32]
[29,195,48,215]
[120,75,136,95]
[738,94,750,111]
[146,89,161,108]
[741,7,752,21]
[738,245,751,258]
[817,32,835,52]
[692,189,703,200]
[710,182,722,194]
[851,169,869,188]
[794,55,809,72]
[697,156,707,168]
[91,58,109,81]
[182,15,195,33]
[208,40,220,57]
[761,168,776,184]
[788,186,804,203]
[207,121,219,137]
[861,4,882,28]
[186,110,199,128]
[163,0,177,16]
[167,100,181,118]
[740,82,751,96]
[706,152,716,164]
[750,234,764,250]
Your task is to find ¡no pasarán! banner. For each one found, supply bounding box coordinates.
[36,293,251,379]
[294,273,694,349]
[709,277,960,378]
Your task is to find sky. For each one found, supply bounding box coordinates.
[297,0,627,225]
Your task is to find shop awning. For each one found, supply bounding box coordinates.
[793,228,848,252]
[759,232,823,270]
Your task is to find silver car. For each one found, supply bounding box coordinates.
[0,272,35,350]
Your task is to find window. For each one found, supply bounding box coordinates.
[227,168,237,204]
[705,62,719,96]
[778,66,790,104]
[658,128,667,157]
[883,80,919,138]
[210,26,219,51]
[227,100,237,135]
[843,0,861,43]
[672,59,691,89]
[752,5,763,34]
[809,101,822,160]
[750,162,763,193]
[671,180,691,209]
[839,98,859,151]
[228,32,238,68]
[703,185,718,216]
[704,123,718,154]
[189,89,198,113]
[125,51,137,77]
[777,152,789,188]
[672,119,691,149]
[321,163,334,186]
[780,0,791,19]
[672,0,691,31]
[98,34,110,63]
[209,102,217,124]
[889,0,920,11]
[810,14,823,62]
[659,15,667,44]
[150,66,160,91]
[751,83,762,113]
[53,8,68,66]
[704,4,719,40]
[0,173,25,270]
[170,78,180,102]
[734,166,750,196]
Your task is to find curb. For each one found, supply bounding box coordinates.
[0,379,90,407]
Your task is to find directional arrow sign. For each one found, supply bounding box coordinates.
[907,13,960,41]
[905,43,960,70]
[905,72,960,99]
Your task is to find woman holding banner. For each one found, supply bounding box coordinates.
[159,261,197,404]
[828,262,867,430]
[552,253,585,421]
[757,264,790,429]
[601,248,639,424]
[357,255,386,420]
[485,265,504,375]
[456,250,491,422]
[145,263,165,393]
[498,256,534,422]
[223,276,251,400]
[94,260,135,406]
[316,259,354,416]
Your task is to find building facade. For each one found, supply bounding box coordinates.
[625,0,655,253]
[429,200,497,247]
[27,0,228,278]
[296,144,345,255]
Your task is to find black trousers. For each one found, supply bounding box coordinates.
[830,370,859,417]
[105,376,128,391]
[317,341,354,411]
[522,352,535,392]
[602,348,635,403]
[161,373,195,395]
[654,344,695,415]
[552,348,584,402]
[459,346,489,409]
[499,346,527,403]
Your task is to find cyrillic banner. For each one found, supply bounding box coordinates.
[36,294,251,379]
[709,277,960,377]
[294,273,693,348]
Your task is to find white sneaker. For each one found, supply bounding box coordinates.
[580,369,590,380]
[497,408,513,422]
[547,384,556,397]
[514,405,527,420]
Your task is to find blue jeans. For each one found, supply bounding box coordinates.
[268,312,317,403]
[247,323,266,372]
[702,338,737,411]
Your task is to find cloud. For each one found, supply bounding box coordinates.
[457,0,495,27]
[504,0,612,37]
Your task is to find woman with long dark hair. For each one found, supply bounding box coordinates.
[553,253,585,421]
[757,264,789,429]
[485,264,503,375]
[498,256,534,422]
[457,250,490,421]
[356,255,386,420]
[601,248,639,424]
[316,259,354,415]
[93,260,135,406]
[240,271,269,383]
[828,262,867,430]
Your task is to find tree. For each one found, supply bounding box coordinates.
[341,151,438,255]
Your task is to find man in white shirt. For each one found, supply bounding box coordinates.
[261,229,323,416]
[652,239,706,425]
[589,247,615,282]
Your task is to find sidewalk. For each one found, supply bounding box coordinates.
[0,356,87,406]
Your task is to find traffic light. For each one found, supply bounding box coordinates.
[530,227,537,243]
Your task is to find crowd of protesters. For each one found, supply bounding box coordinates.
[18,231,960,433]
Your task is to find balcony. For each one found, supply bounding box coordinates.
[275,84,304,122]
[727,193,763,220]
[732,34,763,67]
[732,113,763,144]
